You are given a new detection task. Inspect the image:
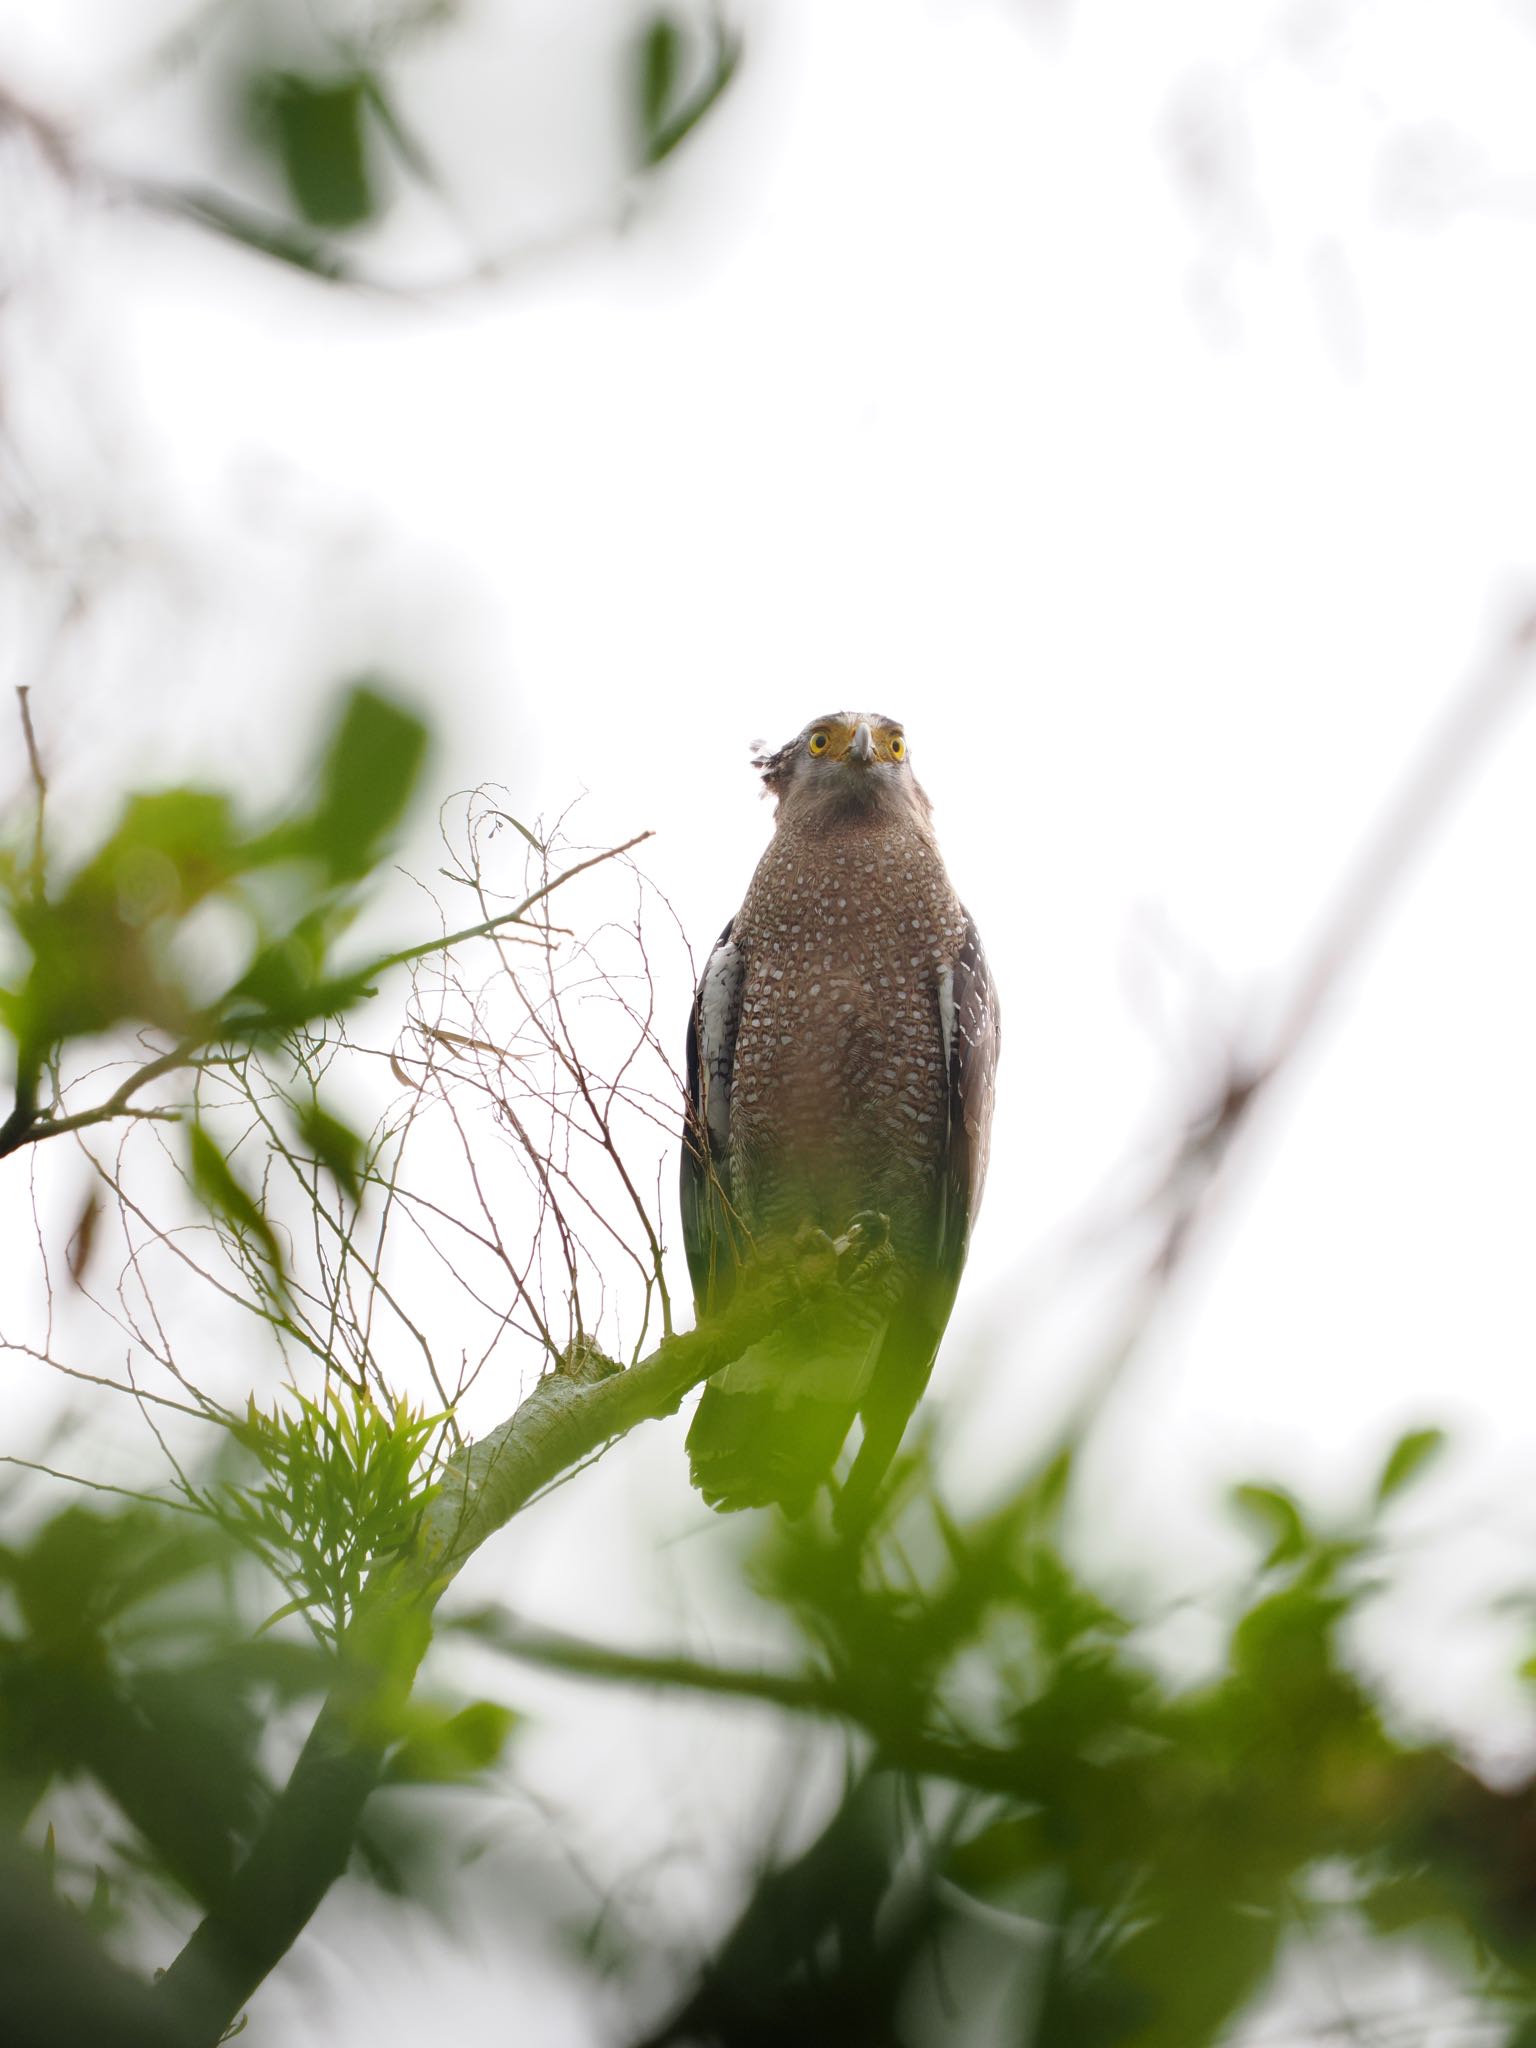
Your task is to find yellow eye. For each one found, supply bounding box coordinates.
[808,731,830,756]
[888,733,906,760]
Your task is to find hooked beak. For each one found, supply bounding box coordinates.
[848,720,875,764]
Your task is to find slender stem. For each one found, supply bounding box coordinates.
[17,686,47,898]
[364,831,654,977]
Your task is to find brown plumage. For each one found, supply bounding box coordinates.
[681,712,999,1520]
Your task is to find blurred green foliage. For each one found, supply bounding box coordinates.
[605,1428,1536,2048]
[634,12,743,169]
[0,1503,331,1919]
[97,5,749,284]
[0,678,425,1167]
[247,69,378,230]
[2,679,424,1056]
[0,1489,520,2046]
[384,1696,520,1788]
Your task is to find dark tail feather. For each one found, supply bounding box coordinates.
[834,1313,943,1535]
[687,1314,885,1515]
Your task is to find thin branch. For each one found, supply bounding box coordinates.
[27,1104,182,1141]
[0,1339,213,1419]
[0,1040,199,1160]
[16,686,47,896]
[363,830,655,976]
[114,168,639,299]
[465,1609,1044,1798]
[459,1613,842,1718]
[0,1454,204,1513]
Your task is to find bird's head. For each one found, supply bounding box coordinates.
[753,713,932,830]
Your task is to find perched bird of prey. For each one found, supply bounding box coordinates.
[680,711,999,1520]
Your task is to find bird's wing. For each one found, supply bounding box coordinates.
[680,921,743,1313]
[684,920,887,1512]
[936,907,1001,1288]
[838,909,999,1533]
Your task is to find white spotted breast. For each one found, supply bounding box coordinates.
[726,805,966,1256]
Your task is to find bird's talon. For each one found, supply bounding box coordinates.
[830,1210,890,1263]
[845,1210,889,1248]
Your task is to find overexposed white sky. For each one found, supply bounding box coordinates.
[4,0,1536,2040]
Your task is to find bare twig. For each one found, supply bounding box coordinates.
[0,1453,204,1513]
[16,686,47,896]
[365,829,655,976]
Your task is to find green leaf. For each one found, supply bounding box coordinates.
[634,15,741,168]
[1230,1578,1350,1692]
[300,683,428,884]
[80,789,240,911]
[1361,1865,1460,1937]
[1373,1426,1447,1507]
[9,893,179,1046]
[1229,1483,1309,1569]
[1,1505,229,1636]
[221,909,378,1033]
[224,941,377,1037]
[1022,1543,1131,1655]
[227,936,320,1024]
[386,1699,520,1784]
[638,17,681,145]
[3,785,245,1051]
[948,1814,1050,1892]
[188,1122,285,1284]
[250,70,377,229]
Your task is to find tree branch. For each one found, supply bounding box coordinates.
[0,1041,199,1161]
[155,1228,884,2043]
[456,1611,846,1717]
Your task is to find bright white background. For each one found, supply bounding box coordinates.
[3,1,1536,2040]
